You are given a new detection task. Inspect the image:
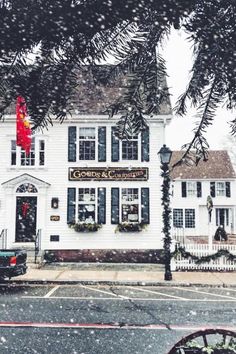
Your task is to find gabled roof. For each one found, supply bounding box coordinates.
[170,150,236,180]
[1,173,51,188]
[72,65,172,116]
[3,65,172,116]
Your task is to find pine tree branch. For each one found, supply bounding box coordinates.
[172,78,222,169]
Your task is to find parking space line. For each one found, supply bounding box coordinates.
[44,285,60,298]
[173,287,236,300]
[222,288,236,293]
[80,285,128,298]
[22,296,125,300]
[126,286,189,300]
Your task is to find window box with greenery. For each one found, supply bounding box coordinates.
[68,222,102,232]
[115,222,147,233]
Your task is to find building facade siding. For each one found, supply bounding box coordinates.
[0,115,171,253]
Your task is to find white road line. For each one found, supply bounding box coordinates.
[126,286,189,300]
[173,286,236,300]
[22,296,236,302]
[80,285,128,299]
[44,285,60,298]
[222,288,236,293]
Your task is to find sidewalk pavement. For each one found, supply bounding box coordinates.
[10,262,236,287]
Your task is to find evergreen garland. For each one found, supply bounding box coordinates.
[115,222,147,233]
[172,246,236,265]
[68,222,102,232]
[161,162,172,274]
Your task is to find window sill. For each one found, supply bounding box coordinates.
[7,167,48,171]
[117,229,142,233]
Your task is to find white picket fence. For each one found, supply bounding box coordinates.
[172,242,236,271]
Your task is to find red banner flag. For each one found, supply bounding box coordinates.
[16,96,32,156]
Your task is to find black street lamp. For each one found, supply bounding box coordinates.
[158,144,173,281]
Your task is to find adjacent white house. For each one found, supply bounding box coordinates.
[0,66,173,261]
[170,150,236,240]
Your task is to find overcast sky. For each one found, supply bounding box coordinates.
[161,29,234,151]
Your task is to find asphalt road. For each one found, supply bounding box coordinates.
[0,284,236,354]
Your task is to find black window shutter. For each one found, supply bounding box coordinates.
[181,182,187,197]
[226,182,231,197]
[111,127,120,162]
[141,127,150,162]
[98,188,106,224]
[216,209,219,226]
[98,127,106,162]
[67,188,76,224]
[197,182,202,198]
[210,182,215,198]
[68,127,76,162]
[141,188,150,224]
[111,188,119,224]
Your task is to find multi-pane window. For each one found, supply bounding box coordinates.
[20,138,35,166]
[78,188,96,223]
[122,135,138,160]
[67,187,106,225]
[79,128,95,160]
[173,209,183,228]
[182,181,202,198]
[185,209,195,228]
[216,182,225,196]
[11,137,45,167]
[187,182,197,196]
[173,208,195,228]
[210,181,231,198]
[121,188,139,222]
[16,183,38,193]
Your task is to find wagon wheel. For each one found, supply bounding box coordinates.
[167,328,236,354]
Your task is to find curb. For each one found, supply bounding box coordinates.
[5,279,236,288]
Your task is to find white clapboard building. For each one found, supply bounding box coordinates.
[170,150,236,241]
[0,66,172,262]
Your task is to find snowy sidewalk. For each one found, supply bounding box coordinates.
[9,263,236,287]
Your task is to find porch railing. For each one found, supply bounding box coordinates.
[0,229,7,249]
[34,229,42,264]
[172,227,185,246]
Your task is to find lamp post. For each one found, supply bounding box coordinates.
[158,144,173,281]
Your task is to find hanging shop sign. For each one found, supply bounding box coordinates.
[69,167,149,181]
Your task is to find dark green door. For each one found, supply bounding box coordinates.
[15,196,37,242]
